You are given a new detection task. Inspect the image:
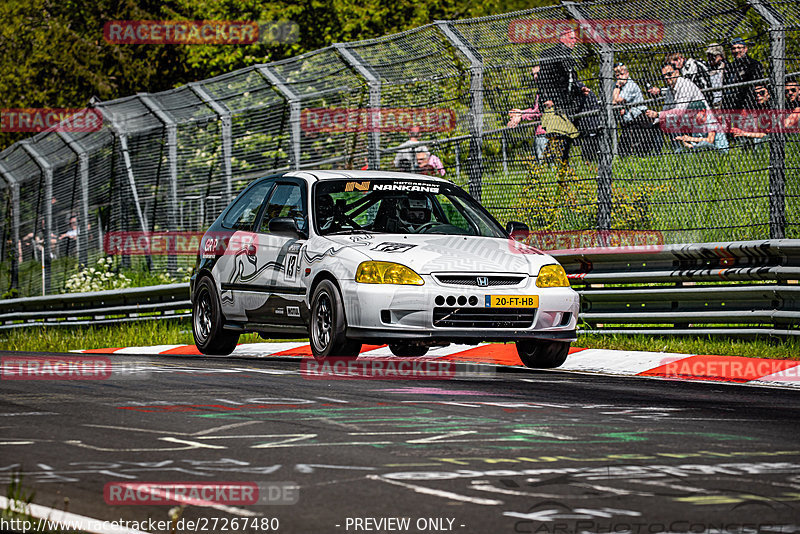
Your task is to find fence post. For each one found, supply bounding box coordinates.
[139,94,180,272]
[435,21,484,201]
[91,101,152,269]
[190,82,234,204]
[563,2,614,235]
[748,0,786,239]
[20,141,52,294]
[0,162,19,293]
[57,131,90,267]
[334,44,382,171]
[257,66,302,170]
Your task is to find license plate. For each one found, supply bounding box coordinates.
[485,295,539,308]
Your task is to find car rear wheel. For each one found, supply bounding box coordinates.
[310,280,362,361]
[515,340,570,368]
[389,344,429,357]
[193,277,239,355]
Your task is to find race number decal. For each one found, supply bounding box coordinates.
[284,254,298,281]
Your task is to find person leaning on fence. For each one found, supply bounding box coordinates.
[613,62,662,157]
[646,63,712,151]
[729,84,773,146]
[536,27,596,164]
[706,43,726,109]
[722,37,765,111]
[507,65,549,162]
[673,101,729,152]
[415,146,445,176]
[393,126,421,171]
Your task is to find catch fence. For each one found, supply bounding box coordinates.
[0,0,798,296]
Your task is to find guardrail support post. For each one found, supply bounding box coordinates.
[334,44,382,171]
[0,162,20,293]
[139,94,180,272]
[564,2,614,235]
[20,141,53,294]
[435,21,484,201]
[190,83,234,204]
[257,66,302,170]
[748,0,786,239]
[57,131,91,267]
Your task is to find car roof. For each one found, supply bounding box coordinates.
[283,169,452,185]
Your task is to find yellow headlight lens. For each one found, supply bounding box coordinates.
[355,261,424,285]
[536,264,570,288]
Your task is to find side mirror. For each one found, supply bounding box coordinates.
[506,221,529,241]
[268,217,307,239]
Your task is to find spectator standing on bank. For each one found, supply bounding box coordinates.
[507,65,549,162]
[537,28,595,163]
[706,43,726,108]
[669,52,712,91]
[393,126,421,171]
[722,37,765,111]
[415,146,445,176]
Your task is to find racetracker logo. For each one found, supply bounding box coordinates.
[509,230,664,254]
[104,481,298,505]
[659,109,800,134]
[300,108,456,133]
[1,108,102,133]
[104,231,204,256]
[103,20,298,45]
[301,359,494,380]
[1,356,111,380]
[508,19,664,44]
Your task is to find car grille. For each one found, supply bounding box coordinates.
[434,275,526,287]
[433,307,535,328]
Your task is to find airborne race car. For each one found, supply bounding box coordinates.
[190,170,579,368]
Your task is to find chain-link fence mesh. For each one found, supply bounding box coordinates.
[0,0,797,296]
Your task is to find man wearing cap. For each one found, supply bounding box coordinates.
[706,43,726,108]
[722,38,764,111]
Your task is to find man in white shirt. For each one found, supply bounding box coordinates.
[646,63,709,125]
[393,126,421,171]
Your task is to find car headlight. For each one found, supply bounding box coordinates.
[536,264,570,288]
[356,261,424,285]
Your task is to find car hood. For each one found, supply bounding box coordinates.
[322,234,552,275]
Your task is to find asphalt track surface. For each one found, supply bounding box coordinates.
[2,350,800,534]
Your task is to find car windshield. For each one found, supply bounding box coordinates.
[314,179,506,237]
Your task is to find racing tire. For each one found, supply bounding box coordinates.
[192,277,239,355]
[515,340,570,368]
[389,344,429,357]
[310,279,362,361]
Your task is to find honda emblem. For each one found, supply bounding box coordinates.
[476,276,489,287]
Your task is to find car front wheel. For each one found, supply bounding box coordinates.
[515,340,570,368]
[193,277,239,355]
[310,279,362,361]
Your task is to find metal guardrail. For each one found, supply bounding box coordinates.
[1,240,799,337]
[0,283,190,330]
[551,239,800,337]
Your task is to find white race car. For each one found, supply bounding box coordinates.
[190,170,579,368]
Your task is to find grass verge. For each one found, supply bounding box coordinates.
[0,319,798,360]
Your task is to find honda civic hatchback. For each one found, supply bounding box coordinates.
[190,170,579,368]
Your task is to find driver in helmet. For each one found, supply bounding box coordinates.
[396,194,432,232]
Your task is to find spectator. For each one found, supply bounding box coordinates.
[537,28,594,163]
[722,37,764,111]
[785,80,800,130]
[613,62,661,156]
[59,214,79,256]
[646,63,710,125]
[730,84,772,145]
[668,52,712,91]
[393,126,421,170]
[706,43,726,108]
[507,65,549,162]
[674,101,728,151]
[415,146,445,176]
